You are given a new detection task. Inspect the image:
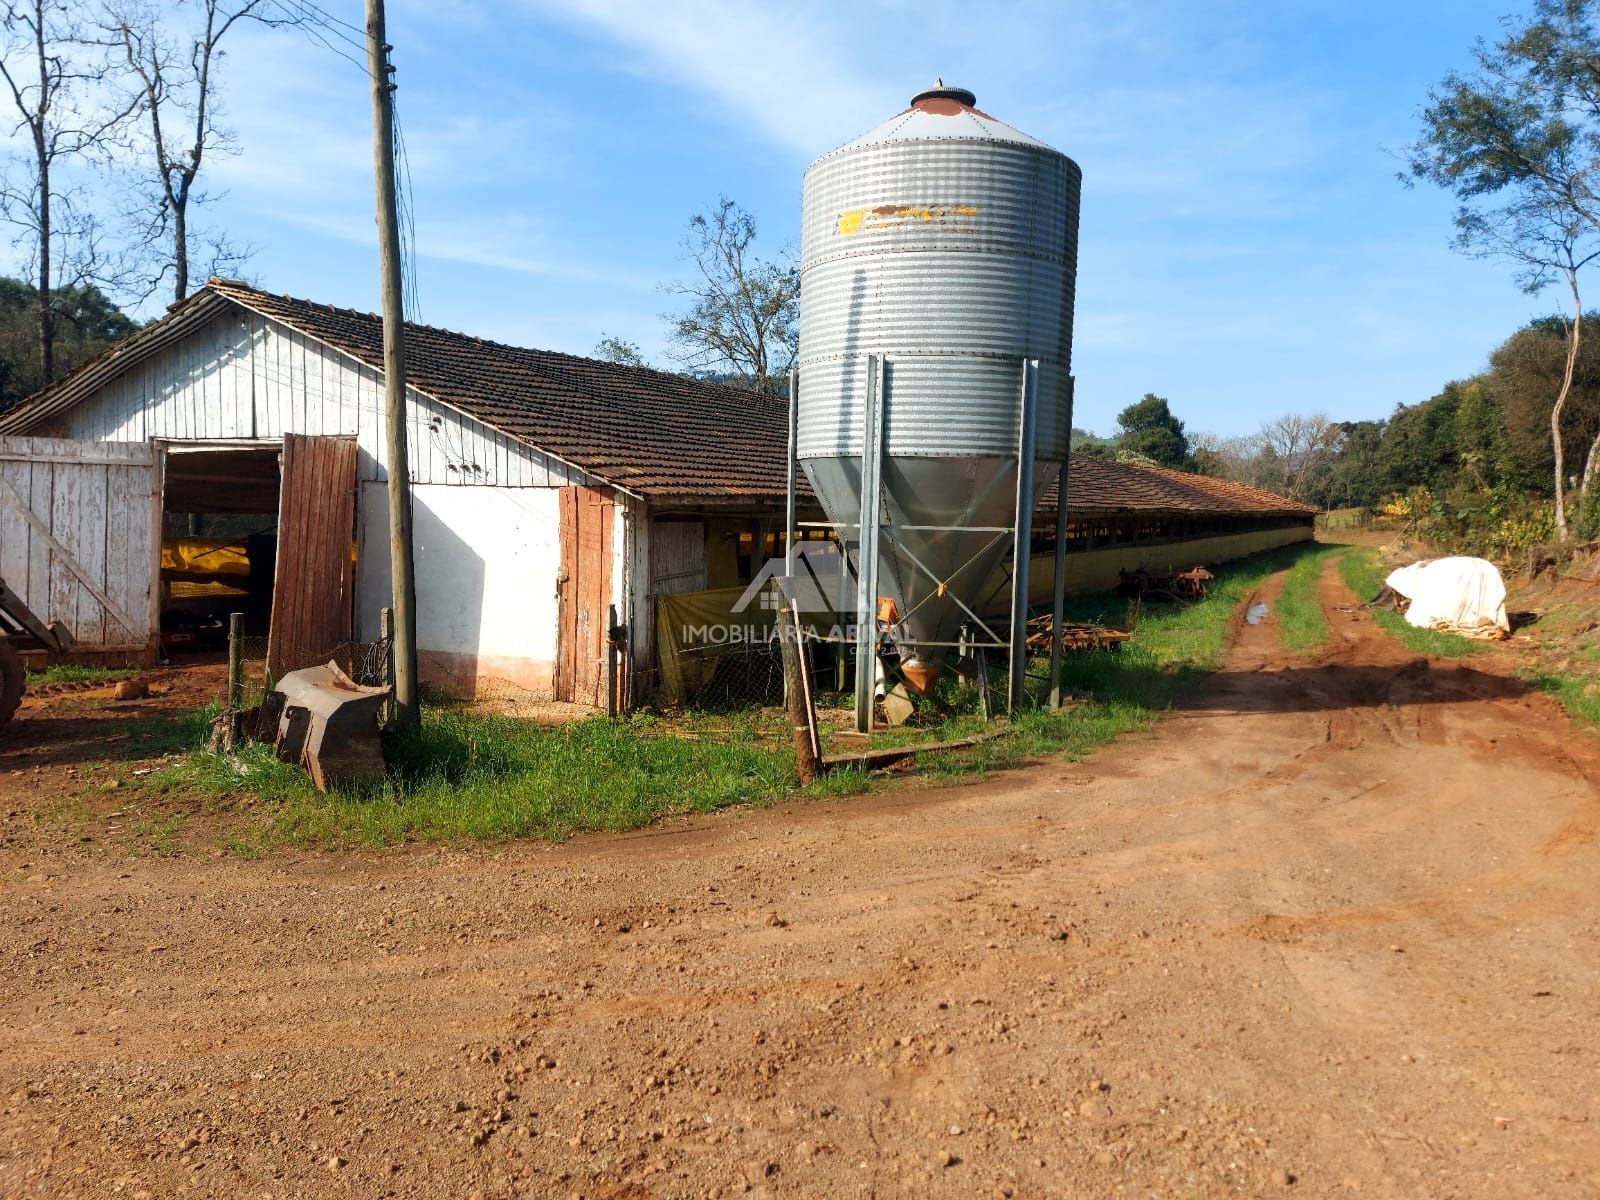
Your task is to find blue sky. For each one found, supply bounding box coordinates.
[193,0,1545,438]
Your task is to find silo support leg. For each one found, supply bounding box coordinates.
[1008,360,1040,713]
[1048,457,1070,710]
[853,355,885,734]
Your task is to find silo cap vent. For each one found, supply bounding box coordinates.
[911,79,977,108]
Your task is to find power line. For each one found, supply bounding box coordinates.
[271,0,370,76]
[271,0,423,321]
[286,0,366,39]
[391,91,422,322]
[276,0,368,49]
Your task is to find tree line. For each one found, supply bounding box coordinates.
[0,1,306,409]
[1069,306,1600,555]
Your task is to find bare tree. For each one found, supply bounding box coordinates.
[100,0,293,304]
[662,197,798,394]
[1256,411,1343,500]
[1191,430,1266,484]
[0,0,132,384]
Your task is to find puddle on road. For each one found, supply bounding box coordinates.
[1246,601,1271,624]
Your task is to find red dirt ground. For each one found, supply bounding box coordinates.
[0,558,1596,1198]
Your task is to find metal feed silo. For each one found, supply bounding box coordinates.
[796,83,1081,713]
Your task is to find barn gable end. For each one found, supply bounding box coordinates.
[28,303,601,493]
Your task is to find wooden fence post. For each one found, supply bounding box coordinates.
[379,606,395,729]
[227,612,244,709]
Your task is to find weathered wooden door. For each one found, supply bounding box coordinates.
[555,484,614,705]
[0,435,162,654]
[267,434,358,678]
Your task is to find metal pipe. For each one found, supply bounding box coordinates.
[797,522,1015,534]
[1008,359,1039,713]
[853,354,884,734]
[785,369,798,578]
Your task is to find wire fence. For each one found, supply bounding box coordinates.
[646,585,1148,719]
[223,633,393,711]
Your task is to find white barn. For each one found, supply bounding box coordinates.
[0,279,799,705]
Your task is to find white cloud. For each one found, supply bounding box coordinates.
[517,0,897,155]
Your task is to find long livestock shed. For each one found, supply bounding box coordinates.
[0,277,1315,706]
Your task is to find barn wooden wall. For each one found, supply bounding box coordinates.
[0,435,161,653]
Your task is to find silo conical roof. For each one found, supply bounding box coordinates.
[822,84,1056,156]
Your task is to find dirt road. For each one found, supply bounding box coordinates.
[2,559,1597,1199]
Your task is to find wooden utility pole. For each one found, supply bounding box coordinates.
[366,0,419,730]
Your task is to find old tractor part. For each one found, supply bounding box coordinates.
[0,640,20,727]
[0,573,74,729]
[265,661,390,792]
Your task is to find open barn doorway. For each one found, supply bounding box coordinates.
[158,435,358,676]
[159,444,282,663]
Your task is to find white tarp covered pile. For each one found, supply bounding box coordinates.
[1383,556,1510,639]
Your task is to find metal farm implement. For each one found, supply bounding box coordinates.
[0,575,73,728]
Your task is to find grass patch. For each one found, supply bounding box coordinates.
[136,542,1326,850]
[1338,548,1600,732]
[1276,545,1347,655]
[814,541,1326,786]
[1527,673,1600,728]
[1337,549,1483,659]
[25,662,138,684]
[122,705,218,756]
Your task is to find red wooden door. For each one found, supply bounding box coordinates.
[267,435,358,679]
[555,484,614,705]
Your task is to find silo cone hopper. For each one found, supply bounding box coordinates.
[795,82,1081,713]
[804,414,1059,698]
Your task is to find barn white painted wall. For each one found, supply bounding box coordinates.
[357,483,564,692]
[38,309,593,489]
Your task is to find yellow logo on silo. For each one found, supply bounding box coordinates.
[836,204,979,236]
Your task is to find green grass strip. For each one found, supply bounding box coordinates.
[131,541,1328,850]
[25,663,139,684]
[1276,545,1346,656]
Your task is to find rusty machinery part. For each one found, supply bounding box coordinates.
[0,641,22,728]
[270,661,390,792]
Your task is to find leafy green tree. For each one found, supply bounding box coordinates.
[1487,313,1600,491]
[1407,0,1600,541]
[1069,426,1117,460]
[1311,420,1388,509]
[0,276,137,410]
[1377,385,1465,496]
[1114,394,1191,469]
[593,333,646,367]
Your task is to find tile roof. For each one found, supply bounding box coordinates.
[207,280,791,501]
[2,278,1318,519]
[1043,456,1319,518]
